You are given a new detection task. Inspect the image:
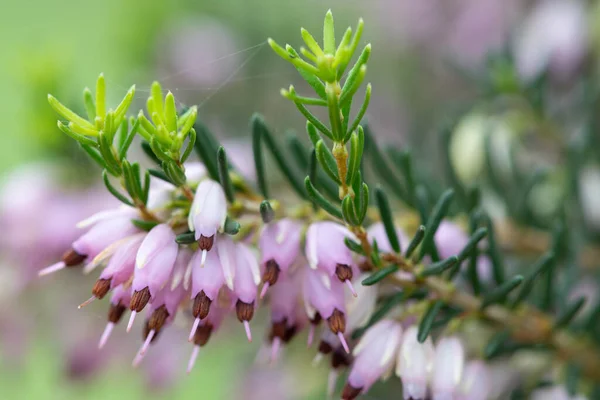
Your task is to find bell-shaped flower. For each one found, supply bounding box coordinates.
[342,320,403,399]
[188,249,225,340]
[459,360,491,400]
[306,221,358,296]
[39,216,139,277]
[188,179,227,253]
[268,271,302,361]
[258,218,302,297]
[432,336,465,400]
[127,224,179,331]
[345,273,378,333]
[303,267,349,353]
[218,236,260,342]
[396,325,435,400]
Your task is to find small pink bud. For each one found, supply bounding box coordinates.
[188,179,227,243]
[434,221,469,260]
[345,320,403,397]
[432,336,465,400]
[396,325,435,400]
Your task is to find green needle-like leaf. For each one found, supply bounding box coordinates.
[405,225,426,258]
[305,177,342,219]
[555,297,586,329]
[251,114,269,199]
[260,200,275,223]
[375,186,401,253]
[176,232,195,244]
[323,10,335,54]
[102,170,133,206]
[316,140,341,184]
[480,275,524,309]
[419,256,459,278]
[217,146,235,202]
[362,265,399,286]
[418,189,455,262]
[418,300,444,343]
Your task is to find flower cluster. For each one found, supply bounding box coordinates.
[38,8,600,400]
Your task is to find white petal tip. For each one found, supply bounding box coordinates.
[98,323,114,350]
[188,318,200,342]
[187,346,200,374]
[259,283,269,299]
[345,280,358,297]
[243,320,252,342]
[38,262,66,277]
[311,353,323,367]
[78,296,96,309]
[126,311,137,333]
[337,332,350,354]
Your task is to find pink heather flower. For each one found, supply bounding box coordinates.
[189,248,225,340]
[93,234,145,294]
[434,221,469,260]
[259,218,303,298]
[132,268,189,367]
[306,221,358,296]
[303,267,349,353]
[458,360,491,400]
[127,224,179,331]
[396,325,435,400]
[345,273,377,333]
[185,162,207,183]
[218,236,260,342]
[188,179,227,256]
[38,215,139,277]
[432,336,465,400]
[514,0,588,82]
[342,320,403,399]
[367,222,410,254]
[268,271,303,362]
[98,285,132,349]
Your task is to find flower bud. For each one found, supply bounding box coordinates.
[432,336,465,400]
[188,179,227,251]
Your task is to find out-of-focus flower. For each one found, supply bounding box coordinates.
[458,360,491,400]
[396,325,435,400]
[531,385,588,400]
[342,320,403,399]
[578,165,600,230]
[514,0,588,82]
[432,336,465,400]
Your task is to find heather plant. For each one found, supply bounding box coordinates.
[40,10,600,399]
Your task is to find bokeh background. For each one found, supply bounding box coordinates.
[1,0,599,398]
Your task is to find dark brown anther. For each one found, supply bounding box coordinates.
[283,325,298,343]
[92,278,111,300]
[269,319,288,341]
[318,340,334,355]
[130,287,151,312]
[310,312,322,326]
[142,320,160,343]
[235,300,255,322]
[262,259,280,286]
[193,323,214,347]
[331,347,352,369]
[341,384,362,400]
[198,235,214,251]
[107,302,127,324]
[335,264,353,283]
[192,291,212,320]
[328,308,346,334]
[148,305,170,332]
[62,249,86,267]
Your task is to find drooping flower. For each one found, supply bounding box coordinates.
[188,179,227,255]
[432,336,465,400]
[306,221,358,296]
[303,267,349,353]
[189,248,225,340]
[342,320,403,399]
[258,218,302,298]
[39,215,139,276]
[187,304,227,374]
[396,325,435,400]
[127,224,179,331]
[459,360,491,400]
[267,271,303,362]
[218,236,260,342]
